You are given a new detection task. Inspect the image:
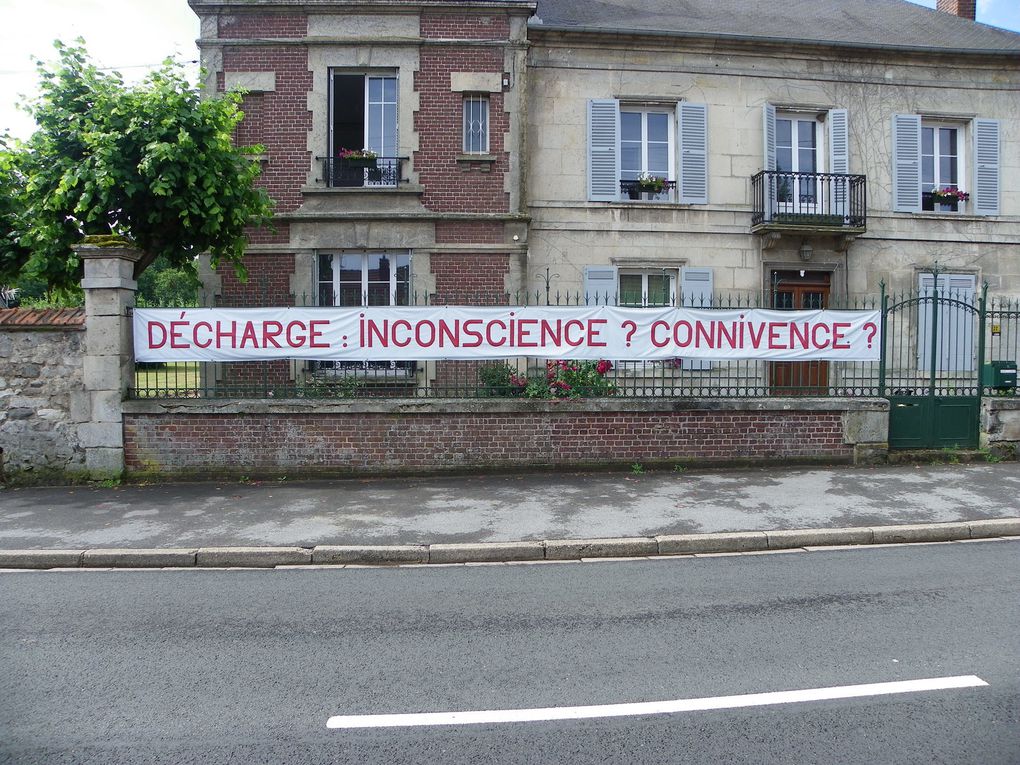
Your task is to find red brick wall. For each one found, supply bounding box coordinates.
[415,12,511,213]
[218,254,295,307]
[430,253,509,305]
[216,254,295,385]
[220,46,312,222]
[124,409,852,477]
[936,0,976,20]
[216,14,311,301]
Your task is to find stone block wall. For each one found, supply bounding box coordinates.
[0,311,86,483]
[982,398,1020,456]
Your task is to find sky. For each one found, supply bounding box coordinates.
[1,0,1019,141]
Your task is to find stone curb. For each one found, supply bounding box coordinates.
[195,547,312,568]
[0,519,1016,570]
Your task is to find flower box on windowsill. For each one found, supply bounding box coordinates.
[345,156,378,169]
[923,190,968,213]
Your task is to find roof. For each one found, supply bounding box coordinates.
[530,0,1020,54]
[0,308,85,330]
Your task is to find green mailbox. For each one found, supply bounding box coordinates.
[982,361,1018,390]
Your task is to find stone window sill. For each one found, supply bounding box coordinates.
[456,154,497,169]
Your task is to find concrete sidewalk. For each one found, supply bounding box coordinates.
[0,462,1018,567]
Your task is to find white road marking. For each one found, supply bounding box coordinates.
[326,675,987,729]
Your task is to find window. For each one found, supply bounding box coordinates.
[316,252,412,376]
[893,114,1000,215]
[583,265,713,370]
[762,105,849,220]
[775,113,822,205]
[621,109,673,199]
[463,95,489,154]
[318,252,410,308]
[587,99,708,204]
[329,71,398,187]
[922,123,962,211]
[618,270,676,307]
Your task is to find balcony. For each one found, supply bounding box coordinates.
[751,171,867,234]
[319,156,408,188]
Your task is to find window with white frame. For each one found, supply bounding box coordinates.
[317,252,410,307]
[587,99,708,204]
[582,265,713,370]
[463,94,489,154]
[316,252,412,374]
[329,71,398,187]
[893,114,1000,216]
[921,122,963,211]
[620,108,674,198]
[775,112,823,206]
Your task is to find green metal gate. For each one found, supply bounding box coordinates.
[881,276,985,449]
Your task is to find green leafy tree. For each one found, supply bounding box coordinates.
[0,41,274,291]
[136,255,202,307]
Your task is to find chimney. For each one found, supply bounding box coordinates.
[936,0,976,20]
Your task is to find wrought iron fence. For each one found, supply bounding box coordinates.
[130,287,895,400]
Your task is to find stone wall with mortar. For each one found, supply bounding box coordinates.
[982,398,1020,456]
[122,397,888,479]
[0,318,86,483]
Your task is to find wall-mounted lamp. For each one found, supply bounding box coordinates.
[798,241,813,261]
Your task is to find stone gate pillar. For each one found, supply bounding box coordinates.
[76,242,142,478]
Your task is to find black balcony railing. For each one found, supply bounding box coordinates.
[619,179,676,201]
[751,170,866,229]
[320,156,407,188]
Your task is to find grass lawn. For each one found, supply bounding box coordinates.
[134,362,201,395]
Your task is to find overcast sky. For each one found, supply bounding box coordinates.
[1,0,1018,141]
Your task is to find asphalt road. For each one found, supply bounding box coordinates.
[1,540,1018,764]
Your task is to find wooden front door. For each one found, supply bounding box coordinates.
[770,271,831,394]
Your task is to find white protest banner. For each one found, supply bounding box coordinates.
[134,306,881,362]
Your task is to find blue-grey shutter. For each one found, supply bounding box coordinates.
[828,108,849,218]
[972,118,1000,216]
[587,99,620,202]
[892,114,922,213]
[583,265,618,305]
[763,103,777,221]
[678,102,708,204]
[763,103,777,171]
[679,267,713,370]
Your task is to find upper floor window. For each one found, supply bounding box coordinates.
[587,99,708,204]
[328,71,399,187]
[893,114,1000,216]
[761,105,849,221]
[463,95,489,154]
[922,123,963,211]
[620,108,674,200]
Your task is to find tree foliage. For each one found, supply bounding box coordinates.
[0,41,274,290]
